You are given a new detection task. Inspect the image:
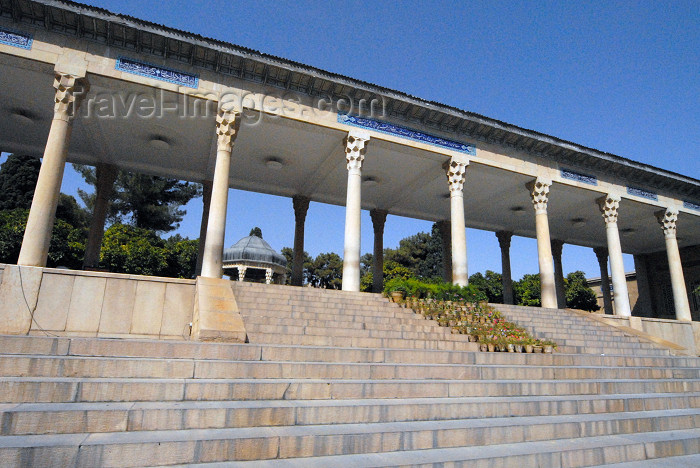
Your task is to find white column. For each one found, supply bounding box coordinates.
[265,268,273,284]
[200,109,239,278]
[526,178,557,309]
[237,266,247,282]
[597,194,631,316]
[551,239,566,308]
[656,208,692,321]
[594,247,614,315]
[194,180,213,277]
[291,196,310,286]
[83,163,117,269]
[341,130,370,291]
[370,209,388,293]
[445,158,469,286]
[18,73,89,267]
[496,231,514,304]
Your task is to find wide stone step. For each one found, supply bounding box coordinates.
[3,354,695,380]
[243,324,470,342]
[245,332,480,350]
[241,309,434,326]
[3,336,696,368]
[4,422,697,467]
[586,454,700,467]
[2,377,699,403]
[241,315,444,333]
[182,428,700,467]
[4,393,699,436]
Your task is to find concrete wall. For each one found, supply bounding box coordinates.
[599,314,699,356]
[0,264,195,340]
[588,273,638,315]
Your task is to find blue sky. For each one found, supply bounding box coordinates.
[8,1,699,280]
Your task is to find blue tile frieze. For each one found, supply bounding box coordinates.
[338,114,476,156]
[115,57,199,89]
[0,26,32,50]
[560,168,597,186]
[626,186,658,201]
[684,201,700,211]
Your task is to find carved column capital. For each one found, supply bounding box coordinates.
[293,195,310,224]
[215,109,240,152]
[495,231,512,250]
[656,208,678,239]
[53,73,89,120]
[593,246,609,264]
[597,194,621,225]
[344,130,369,172]
[444,158,469,193]
[526,178,551,214]
[370,209,388,234]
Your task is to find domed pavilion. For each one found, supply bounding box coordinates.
[222,232,287,284]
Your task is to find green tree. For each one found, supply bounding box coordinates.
[382,223,444,280]
[565,271,600,312]
[514,273,542,307]
[0,208,86,268]
[99,223,168,276]
[308,252,343,289]
[469,270,504,303]
[164,234,199,279]
[74,165,201,232]
[0,154,41,210]
[56,193,90,229]
[249,227,263,238]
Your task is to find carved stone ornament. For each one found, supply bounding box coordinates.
[495,231,512,250]
[445,159,468,193]
[527,178,551,214]
[344,130,369,171]
[656,208,678,239]
[215,109,240,152]
[53,72,89,119]
[597,194,621,225]
[293,195,310,224]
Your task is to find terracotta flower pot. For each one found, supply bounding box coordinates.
[390,291,404,303]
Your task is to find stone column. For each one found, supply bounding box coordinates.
[194,180,213,277]
[526,178,557,309]
[341,130,370,292]
[82,163,117,269]
[370,209,388,293]
[291,195,310,286]
[496,231,514,305]
[594,247,614,315]
[551,239,566,308]
[436,220,452,283]
[633,254,653,317]
[237,266,246,282]
[265,268,273,284]
[200,109,239,278]
[656,208,692,321]
[445,158,469,286]
[18,73,89,267]
[598,194,631,316]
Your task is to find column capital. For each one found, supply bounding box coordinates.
[550,239,564,257]
[495,231,512,250]
[344,130,369,172]
[215,109,240,152]
[526,177,551,214]
[593,246,609,263]
[444,158,469,193]
[53,72,89,120]
[292,195,310,223]
[597,194,621,225]
[370,209,388,233]
[656,208,678,239]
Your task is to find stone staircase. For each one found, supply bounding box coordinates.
[0,282,698,467]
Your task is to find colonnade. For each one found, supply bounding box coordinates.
[13,71,695,323]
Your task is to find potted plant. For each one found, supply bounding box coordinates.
[542,340,557,354]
